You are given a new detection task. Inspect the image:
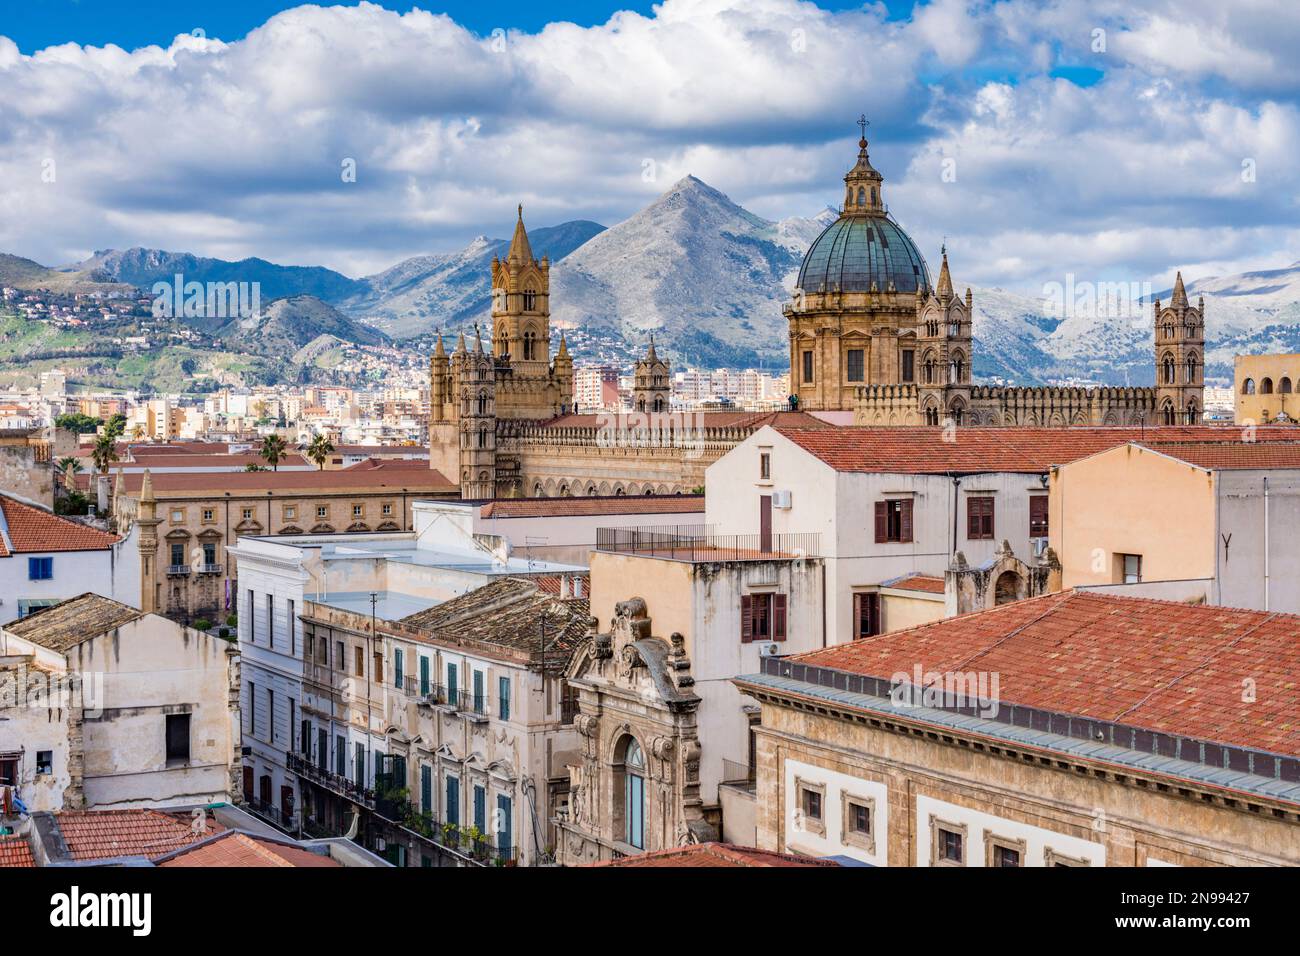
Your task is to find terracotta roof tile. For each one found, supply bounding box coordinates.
[589,842,839,867]
[0,836,35,868]
[775,425,1300,474]
[82,468,455,497]
[881,573,946,594]
[790,590,1300,759]
[0,495,119,557]
[1137,441,1300,470]
[52,809,222,862]
[480,495,704,518]
[156,831,340,867]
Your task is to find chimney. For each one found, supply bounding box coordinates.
[96,475,111,515]
[559,574,571,599]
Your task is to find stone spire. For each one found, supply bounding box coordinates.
[507,203,534,264]
[645,334,659,364]
[473,325,484,353]
[936,247,953,303]
[434,331,446,358]
[556,330,570,359]
[455,330,466,354]
[1171,270,1189,309]
[139,468,155,506]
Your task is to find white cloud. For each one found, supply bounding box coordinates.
[0,0,1295,290]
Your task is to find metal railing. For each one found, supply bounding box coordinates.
[595,525,819,562]
[287,751,376,807]
[199,563,223,575]
[165,564,190,576]
[721,758,756,787]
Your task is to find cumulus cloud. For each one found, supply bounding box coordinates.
[0,0,1296,290]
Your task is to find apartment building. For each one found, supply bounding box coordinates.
[1051,440,1300,612]
[735,591,1300,866]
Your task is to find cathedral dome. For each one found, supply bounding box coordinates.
[797,214,932,296]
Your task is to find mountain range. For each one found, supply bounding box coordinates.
[6,179,1300,385]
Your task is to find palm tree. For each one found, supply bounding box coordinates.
[259,434,288,471]
[57,456,83,477]
[306,433,335,470]
[91,432,118,475]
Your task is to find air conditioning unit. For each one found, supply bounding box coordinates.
[758,642,781,657]
[772,490,793,510]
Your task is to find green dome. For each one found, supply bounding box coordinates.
[797,215,931,295]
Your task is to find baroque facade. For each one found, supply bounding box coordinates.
[786,128,1204,427]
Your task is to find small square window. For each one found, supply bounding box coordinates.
[36,751,53,775]
[1044,847,1089,867]
[352,504,363,517]
[840,792,876,854]
[27,557,53,581]
[759,452,771,480]
[793,776,826,836]
[929,816,967,866]
[170,509,184,523]
[201,508,214,523]
[986,834,1026,867]
[317,505,328,519]
[241,507,254,520]
[284,505,297,519]
[382,503,393,516]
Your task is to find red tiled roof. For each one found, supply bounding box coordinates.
[589,842,839,867]
[109,454,311,469]
[156,831,340,867]
[80,468,455,497]
[882,573,946,594]
[1137,441,1300,470]
[532,572,590,597]
[0,495,119,557]
[53,809,224,862]
[774,426,1300,474]
[790,590,1300,759]
[343,458,433,472]
[480,495,705,518]
[0,836,35,868]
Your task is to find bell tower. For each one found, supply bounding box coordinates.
[1154,272,1205,425]
[633,337,671,413]
[491,205,551,370]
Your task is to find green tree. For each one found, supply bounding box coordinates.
[306,433,335,470]
[54,412,101,435]
[57,456,83,477]
[105,412,127,439]
[259,434,288,471]
[91,432,119,475]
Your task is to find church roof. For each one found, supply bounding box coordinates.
[797,214,931,295]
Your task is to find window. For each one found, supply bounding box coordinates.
[202,508,214,523]
[165,713,191,763]
[874,499,913,543]
[202,542,216,566]
[284,505,296,519]
[352,503,363,518]
[1044,847,1089,867]
[373,651,383,682]
[336,641,345,672]
[266,688,275,742]
[170,543,185,567]
[336,734,346,777]
[473,784,486,832]
[28,556,53,580]
[622,738,645,849]
[354,742,365,786]
[846,348,864,382]
[967,496,994,540]
[355,646,364,676]
[1119,553,1142,584]
[394,648,404,689]
[36,751,53,775]
[794,776,825,836]
[986,834,1026,867]
[497,794,513,857]
[447,662,459,699]
[246,681,255,734]
[382,502,393,516]
[759,451,771,480]
[853,592,880,639]
[241,507,254,520]
[802,350,814,384]
[472,670,485,714]
[317,505,328,519]
[901,349,915,383]
[266,594,275,646]
[841,793,875,853]
[0,756,17,787]
[420,656,431,697]
[498,676,511,721]
[740,593,787,643]
[170,508,184,523]
[446,775,460,826]
[1029,495,1049,538]
[421,765,433,816]
[929,817,966,866]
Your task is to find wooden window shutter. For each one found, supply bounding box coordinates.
[967,499,980,539]
[987,496,995,538]
[900,499,914,543]
[874,501,887,543]
[1030,496,1048,536]
[772,594,787,641]
[741,595,753,643]
[853,593,862,639]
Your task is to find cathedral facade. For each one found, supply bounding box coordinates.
[786,130,1204,427]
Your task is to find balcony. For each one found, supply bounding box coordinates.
[198,563,223,575]
[287,751,375,808]
[418,683,489,721]
[243,797,295,832]
[595,525,819,563]
[165,564,191,576]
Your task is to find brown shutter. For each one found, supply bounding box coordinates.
[874,501,887,543]
[967,499,979,539]
[853,593,862,640]
[1030,495,1048,536]
[772,594,787,642]
[741,595,753,643]
[900,499,914,543]
[987,496,995,538]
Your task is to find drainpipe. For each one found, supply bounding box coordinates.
[1263,476,1270,611]
[950,475,960,557]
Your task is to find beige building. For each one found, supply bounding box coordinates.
[105,466,456,626]
[736,590,1300,866]
[1050,438,1300,613]
[1234,352,1300,424]
[0,593,242,812]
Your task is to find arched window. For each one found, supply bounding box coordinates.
[533,482,545,497]
[477,391,488,416]
[523,289,537,311]
[1162,355,1175,385]
[1186,401,1199,424]
[477,425,488,448]
[856,186,865,206]
[1283,377,1294,394]
[870,187,877,205]
[1162,400,1175,425]
[523,330,537,361]
[1243,378,1256,395]
[618,737,646,851]
[1185,354,1198,384]
[1262,378,1274,395]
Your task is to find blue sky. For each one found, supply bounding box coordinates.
[1,0,1297,291]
